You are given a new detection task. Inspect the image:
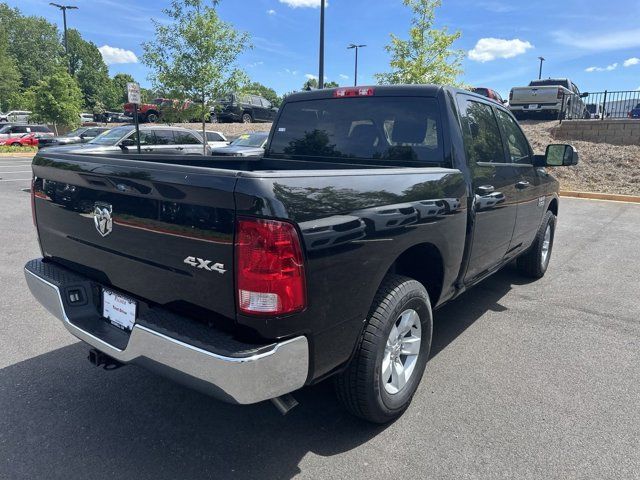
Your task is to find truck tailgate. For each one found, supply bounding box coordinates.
[511,86,559,104]
[32,153,238,321]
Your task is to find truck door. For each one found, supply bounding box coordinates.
[494,108,546,250]
[457,96,519,281]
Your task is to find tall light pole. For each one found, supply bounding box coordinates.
[318,0,325,89]
[538,56,545,80]
[347,44,366,86]
[50,3,78,73]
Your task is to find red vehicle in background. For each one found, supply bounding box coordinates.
[472,87,507,105]
[123,97,170,123]
[123,98,198,123]
[0,132,41,147]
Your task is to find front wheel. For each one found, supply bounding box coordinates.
[146,112,159,123]
[241,113,253,124]
[335,274,432,423]
[517,210,556,278]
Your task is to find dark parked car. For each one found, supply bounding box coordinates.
[25,85,577,424]
[38,126,111,149]
[472,87,506,104]
[628,103,640,118]
[213,93,277,123]
[43,125,210,155]
[210,131,268,156]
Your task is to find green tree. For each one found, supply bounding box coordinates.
[302,78,339,90]
[243,81,281,107]
[67,29,112,110]
[142,0,250,153]
[0,4,62,89]
[375,0,464,86]
[31,69,83,132]
[109,73,136,108]
[0,29,21,111]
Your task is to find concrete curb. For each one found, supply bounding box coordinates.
[560,190,640,204]
[0,152,35,158]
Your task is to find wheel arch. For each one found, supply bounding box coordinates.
[384,242,445,308]
[548,196,558,217]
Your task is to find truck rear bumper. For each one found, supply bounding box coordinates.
[24,259,309,405]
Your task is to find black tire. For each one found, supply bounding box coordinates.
[146,112,159,123]
[11,142,21,147]
[517,210,556,278]
[242,112,253,123]
[335,274,433,424]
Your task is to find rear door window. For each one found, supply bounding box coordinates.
[154,130,176,145]
[269,96,444,164]
[174,131,200,145]
[458,98,506,164]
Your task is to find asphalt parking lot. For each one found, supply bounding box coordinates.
[1,155,639,479]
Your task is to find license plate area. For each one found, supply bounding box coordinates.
[102,288,137,332]
[528,103,539,109]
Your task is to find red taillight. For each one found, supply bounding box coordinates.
[557,88,563,99]
[333,87,375,98]
[235,217,306,316]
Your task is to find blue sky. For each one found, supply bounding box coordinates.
[8,0,640,97]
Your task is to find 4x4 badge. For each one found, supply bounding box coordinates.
[183,256,226,274]
[93,203,113,237]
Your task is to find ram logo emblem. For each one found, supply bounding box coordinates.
[93,203,113,237]
[183,256,226,274]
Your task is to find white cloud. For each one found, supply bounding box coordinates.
[305,73,317,80]
[98,45,138,65]
[585,63,618,72]
[468,38,533,62]
[285,68,299,75]
[279,0,326,7]
[339,74,349,80]
[247,61,264,68]
[267,9,276,15]
[624,57,640,67]
[554,29,640,51]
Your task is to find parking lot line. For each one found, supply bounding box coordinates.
[0,178,31,182]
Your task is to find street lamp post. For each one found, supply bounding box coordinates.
[347,44,366,86]
[538,56,545,80]
[318,0,325,89]
[50,3,78,73]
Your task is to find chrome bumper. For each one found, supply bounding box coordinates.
[24,263,309,404]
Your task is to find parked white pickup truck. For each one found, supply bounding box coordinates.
[509,79,589,120]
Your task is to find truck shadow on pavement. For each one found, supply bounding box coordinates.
[0,266,528,480]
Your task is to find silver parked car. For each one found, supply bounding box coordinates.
[44,125,211,155]
[0,124,53,140]
[211,131,268,157]
[0,110,31,123]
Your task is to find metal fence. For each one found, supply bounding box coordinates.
[560,90,640,123]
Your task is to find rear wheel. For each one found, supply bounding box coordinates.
[517,210,556,278]
[335,274,432,424]
[242,112,253,123]
[11,142,21,147]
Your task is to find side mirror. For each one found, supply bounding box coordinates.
[120,138,135,149]
[535,144,578,167]
[580,92,589,98]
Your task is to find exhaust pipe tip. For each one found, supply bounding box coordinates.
[270,393,299,415]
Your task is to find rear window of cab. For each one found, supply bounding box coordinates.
[269,96,444,165]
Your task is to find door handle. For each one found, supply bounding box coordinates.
[476,185,495,195]
[143,148,153,152]
[516,181,530,189]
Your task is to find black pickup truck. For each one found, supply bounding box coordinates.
[25,85,577,423]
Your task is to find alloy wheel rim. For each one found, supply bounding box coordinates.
[382,309,422,395]
[541,224,551,267]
